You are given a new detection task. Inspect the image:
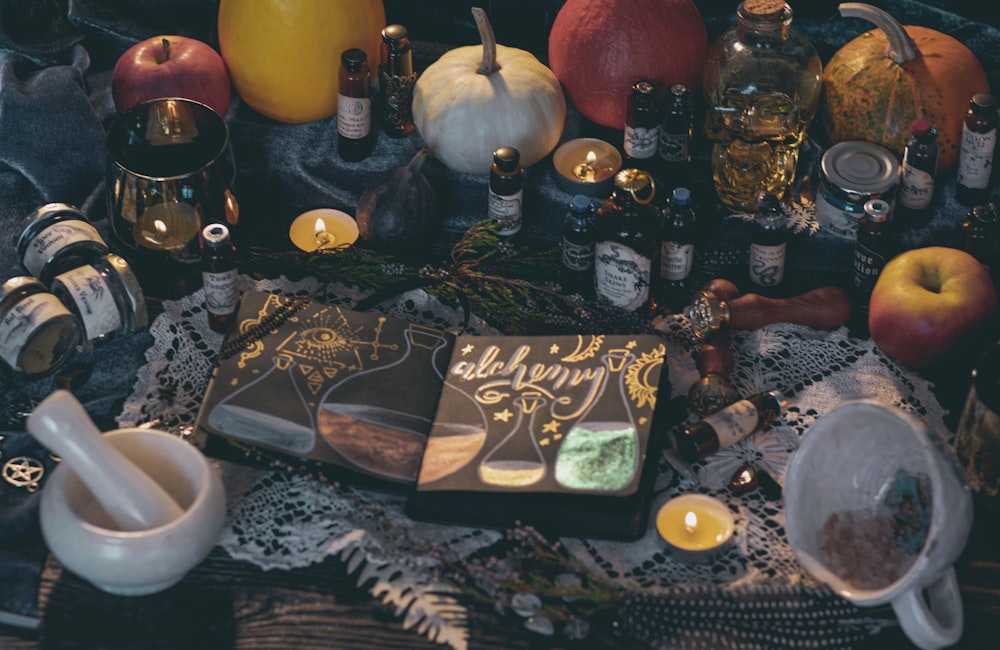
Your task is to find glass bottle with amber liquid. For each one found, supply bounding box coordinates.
[658,83,694,189]
[675,390,785,463]
[379,24,416,138]
[624,81,660,175]
[594,168,660,315]
[703,1,821,212]
[337,48,373,162]
[201,223,240,334]
[488,146,524,237]
[957,93,998,207]
[657,186,697,312]
[748,191,787,293]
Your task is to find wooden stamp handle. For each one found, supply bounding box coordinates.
[729,286,852,332]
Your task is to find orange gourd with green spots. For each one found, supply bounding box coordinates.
[820,3,988,171]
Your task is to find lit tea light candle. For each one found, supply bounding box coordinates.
[655,493,735,561]
[552,138,622,197]
[289,208,359,252]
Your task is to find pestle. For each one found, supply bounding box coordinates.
[27,390,185,531]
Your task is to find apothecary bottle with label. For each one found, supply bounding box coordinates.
[561,194,596,298]
[379,24,417,138]
[16,203,109,286]
[593,168,660,314]
[624,80,660,173]
[201,223,240,334]
[852,198,894,331]
[0,276,81,378]
[488,146,524,236]
[957,93,998,207]
[675,389,784,463]
[703,0,822,212]
[658,83,694,187]
[897,119,938,225]
[748,191,787,291]
[337,48,373,162]
[657,186,697,312]
[51,253,148,344]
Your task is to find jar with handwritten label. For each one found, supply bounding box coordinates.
[0,276,80,378]
[488,146,524,236]
[748,191,786,292]
[624,80,659,173]
[16,203,108,286]
[957,93,998,207]
[594,168,659,315]
[675,390,785,463]
[337,48,373,162]
[201,223,240,334]
[50,254,148,344]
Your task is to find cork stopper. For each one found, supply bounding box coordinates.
[742,0,786,18]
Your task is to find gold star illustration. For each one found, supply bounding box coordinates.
[549,343,560,354]
[493,408,514,423]
[462,343,475,355]
[626,340,637,349]
[542,419,560,434]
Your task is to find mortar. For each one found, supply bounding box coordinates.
[39,427,226,596]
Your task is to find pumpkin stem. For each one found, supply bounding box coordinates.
[838,3,918,64]
[471,7,501,75]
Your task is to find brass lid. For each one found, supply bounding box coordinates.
[613,168,656,205]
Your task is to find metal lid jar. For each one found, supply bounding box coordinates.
[815,141,899,239]
[0,276,81,378]
[51,254,148,343]
[15,203,109,285]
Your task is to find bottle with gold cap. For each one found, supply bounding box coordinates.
[594,168,660,314]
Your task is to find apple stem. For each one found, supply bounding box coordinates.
[157,37,170,65]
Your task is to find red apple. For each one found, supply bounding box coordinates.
[869,246,997,368]
[112,35,231,117]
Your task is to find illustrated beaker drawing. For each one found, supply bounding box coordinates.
[478,392,549,487]
[208,355,316,453]
[555,349,640,491]
[317,324,449,481]
[418,364,490,484]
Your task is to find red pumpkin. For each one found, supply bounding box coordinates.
[548,0,708,129]
[820,3,989,171]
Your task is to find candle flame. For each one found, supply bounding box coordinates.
[585,150,597,164]
[684,511,698,534]
[154,219,168,236]
[314,218,327,235]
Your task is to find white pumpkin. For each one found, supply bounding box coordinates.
[413,7,566,174]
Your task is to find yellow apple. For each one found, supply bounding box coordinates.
[869,246,997,368]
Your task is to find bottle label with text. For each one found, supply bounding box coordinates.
[56,265,121,340]
[660,241,693,281]
[488,189,523,236]
[24,221,103,278]
[562,239,594,272]
[203,269,240,316]
[899,164,934,209]
[337,95,372,139]
[703,399,758,449]
[749,243,786,286]
[624,126,658,159]
[957,127,997,190]
[594,241,651,312]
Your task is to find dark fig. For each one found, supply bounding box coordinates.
[356,148,437,249]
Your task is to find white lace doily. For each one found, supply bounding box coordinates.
[118,276,949,649]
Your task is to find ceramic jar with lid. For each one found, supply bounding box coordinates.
[16,203,109,285]
[50,254,148,344]
[0,276,81,378]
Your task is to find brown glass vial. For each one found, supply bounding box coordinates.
[379,24,416,137]
[957,93,998,207]
[675,390,785,463]
[593,168,660,314]
[337,48,373,162]
[624,80,660,173]
[201,223,240,334]
[488,146,524,236]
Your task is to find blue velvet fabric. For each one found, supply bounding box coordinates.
[0,0,997,630]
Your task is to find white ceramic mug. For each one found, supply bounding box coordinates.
[784,400,973,650]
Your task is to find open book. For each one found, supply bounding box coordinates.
[194,291,671,539]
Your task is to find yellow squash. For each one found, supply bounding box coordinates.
[218,0,385,124]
